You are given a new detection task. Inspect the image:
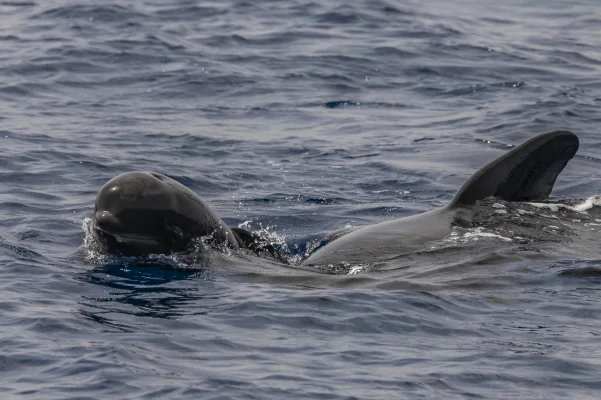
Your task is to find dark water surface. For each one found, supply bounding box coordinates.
[2,0,601,398]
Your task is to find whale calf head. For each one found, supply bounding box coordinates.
[93,171,238,256]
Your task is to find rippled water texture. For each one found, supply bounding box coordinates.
[2,0,601,398]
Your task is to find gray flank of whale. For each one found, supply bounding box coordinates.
[302,130,579,266]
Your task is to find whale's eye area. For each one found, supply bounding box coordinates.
[91,171,205,255]
[93,172,176,237]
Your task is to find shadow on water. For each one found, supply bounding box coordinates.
[74,259,238,332]
[86,260,202,288]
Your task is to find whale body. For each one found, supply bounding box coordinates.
[91,130,579,266]
[302,130,579,266]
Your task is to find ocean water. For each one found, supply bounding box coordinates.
[2,0,601,398]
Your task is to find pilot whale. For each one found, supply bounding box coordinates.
[92,130,579,266]
[303,130,579,266]
[93,171,276,257]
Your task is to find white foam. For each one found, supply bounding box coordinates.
[348,265,368,275]
[527,195,601,214]
[442,227,513,245]
[81,217,108,265]
[572,195,601,212]
[518,209,534,215]
[462,228,513,242]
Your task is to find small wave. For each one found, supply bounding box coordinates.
[31,4,147,22]
[559,266,601,277]
[433,227,514,248]
[527,195,601,213]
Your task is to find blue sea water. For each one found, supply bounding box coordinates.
[2,0,601,398]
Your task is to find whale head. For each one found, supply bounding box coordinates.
[93,172,200,256]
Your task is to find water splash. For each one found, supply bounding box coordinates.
[81,217,108,265]
[527,195,601,213]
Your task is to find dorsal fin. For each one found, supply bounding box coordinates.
[450,130,579,207]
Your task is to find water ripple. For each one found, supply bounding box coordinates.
[1,0,601,398]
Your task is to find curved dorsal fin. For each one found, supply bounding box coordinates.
[450,130,579,207]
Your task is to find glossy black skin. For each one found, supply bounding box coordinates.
[93,171,240,256]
